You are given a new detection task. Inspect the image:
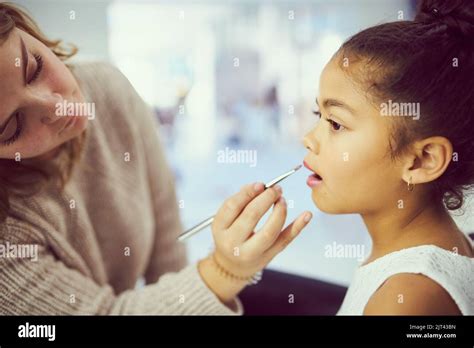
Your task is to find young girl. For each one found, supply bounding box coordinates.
[302,0,474,315]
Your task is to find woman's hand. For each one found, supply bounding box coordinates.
[198,182,312,305]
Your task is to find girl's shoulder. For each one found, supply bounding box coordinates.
[363,243,474,315]
[364,272,463,315]
[338,241,474,315]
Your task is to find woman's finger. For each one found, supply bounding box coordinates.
[262,211,312,263]
[242,196,287,256]
[229,186,282,243]
[213,182,265,231]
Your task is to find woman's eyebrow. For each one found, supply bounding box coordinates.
[316,98,356,115]
[0,37,28,134]
[20,37,29,86]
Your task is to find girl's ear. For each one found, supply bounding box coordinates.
[402,136,453,185]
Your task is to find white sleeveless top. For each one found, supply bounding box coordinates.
[337,237,474,315]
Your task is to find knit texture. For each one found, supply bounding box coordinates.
[0,62,242,315]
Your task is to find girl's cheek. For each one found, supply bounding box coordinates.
[329,137,375,187]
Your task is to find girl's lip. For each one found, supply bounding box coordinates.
[303,160,324,189]
[303,160,323,178]
[303,160,313,171]
[306,173,323,188]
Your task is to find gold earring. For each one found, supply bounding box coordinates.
[407,176,415,192]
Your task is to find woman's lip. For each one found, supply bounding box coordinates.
[60,116,76,133]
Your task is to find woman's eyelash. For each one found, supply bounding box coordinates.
[312,109,345,131]
[2,113,23,146]
[29,53,43,84]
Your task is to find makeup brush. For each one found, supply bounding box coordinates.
[177,164,303,242]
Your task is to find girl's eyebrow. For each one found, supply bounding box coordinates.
[0,36,28,134]
[316,98,356,116]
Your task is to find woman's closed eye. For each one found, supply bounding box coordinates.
[312,110,346,132]
[0,53,43,146]
[28,53,43,84]
[0,113,23,146]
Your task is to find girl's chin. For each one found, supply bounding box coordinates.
[311,193,360,215]
[311,190,343,214]
[311,192,329,212]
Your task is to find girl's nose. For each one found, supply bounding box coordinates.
[302,133,319,154]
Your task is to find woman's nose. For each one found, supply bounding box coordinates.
[36,93,64,124]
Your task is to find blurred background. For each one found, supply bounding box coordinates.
[14,0,474,287]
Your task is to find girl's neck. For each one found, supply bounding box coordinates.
[361,199,469,264]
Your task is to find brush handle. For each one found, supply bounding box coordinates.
[177,216,215,241]
[177,165,301,242]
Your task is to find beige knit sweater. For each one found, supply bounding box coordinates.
[0,62,242,315]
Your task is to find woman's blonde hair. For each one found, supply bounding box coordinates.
[0,2,86,222]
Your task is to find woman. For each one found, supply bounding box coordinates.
[0,3,313,314]
[303,0,474,315]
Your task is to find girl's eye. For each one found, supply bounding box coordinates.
[327,118,345,132]
[1,113,23,146]
[28,53,43,84]
[312,110,346,132]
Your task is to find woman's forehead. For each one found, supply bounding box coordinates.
[0,28,29,123]
[0,29,21,91]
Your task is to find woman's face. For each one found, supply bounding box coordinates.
[0,28,87,160]
[303,56,406,215]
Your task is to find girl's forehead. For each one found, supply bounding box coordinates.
[318,58,381,118]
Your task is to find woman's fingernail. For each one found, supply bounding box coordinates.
[278,197,286,205]
[303,212,312,223]
[274,185,282,193]
[254,182,263,191]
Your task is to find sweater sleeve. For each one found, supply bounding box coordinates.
[0,221,242,315]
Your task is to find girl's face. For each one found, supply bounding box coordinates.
[0,28,87,160]
[303,57,406,215]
